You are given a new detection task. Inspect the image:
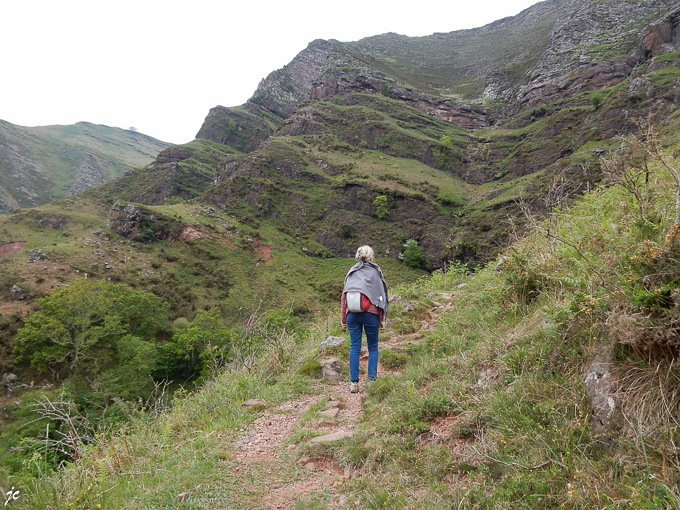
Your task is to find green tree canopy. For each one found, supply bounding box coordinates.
[14,279,169,374]
[97,334,162,399]
[172,307,232,378]
[402,239,429,269]
[439,135,454,152]
[374,195,389,220]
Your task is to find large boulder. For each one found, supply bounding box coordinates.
[9,285,25,300]
[2,373,19,393]
[320,358,343,383]
[641,19,675,58]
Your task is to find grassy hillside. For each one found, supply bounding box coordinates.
[4,8,680,506]
[0,196,422,327]
[41,54,680,271]
[8,126,680,508]
[0,120,171,211]
[0,189,426,488]
[343,1,562,98]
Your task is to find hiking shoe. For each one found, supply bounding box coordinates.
[367,378,377,387]
[350,382,359,393]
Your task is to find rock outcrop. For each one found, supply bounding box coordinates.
[109,203,184,243]
[195,104,275,152]
[584,344,622,432]
[519,0,678,107]
[251,40,348,117]
[9,285,27,301]
[65,151,109,197]
[194,0,679,140]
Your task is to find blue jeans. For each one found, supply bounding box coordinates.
[347,311,379,383]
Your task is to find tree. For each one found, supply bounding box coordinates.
[439,135,454,152]
[436,135,456,167]
[402,239,429,269]
[14,279,169,374]
[97,335,161,399]
[172,307,232,378]
[374,195,389,220]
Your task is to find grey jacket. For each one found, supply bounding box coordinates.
[344,261,389,319]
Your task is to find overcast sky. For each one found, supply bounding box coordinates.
[2,0,542,144]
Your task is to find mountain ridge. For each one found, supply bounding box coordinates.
[5,1,680,502]
[0,119,171,212]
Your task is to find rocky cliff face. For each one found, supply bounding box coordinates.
[195,104,274,152]
[65,151,108,196]
[519,0,677,107]
[199,0,679,139]
[0,141,51,210]
[641,3,680,57]
[252,40,351,118]
[135,0,680,266]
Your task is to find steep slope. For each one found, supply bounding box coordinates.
[6,0,680,500]
[19,142,680,506]
[344,0,568,99]
[0,120,171,212]
[3,0,680,352]
[81,139,236,206]
[244,0,678,124]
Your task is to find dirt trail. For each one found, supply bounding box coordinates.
[232,291,456,509]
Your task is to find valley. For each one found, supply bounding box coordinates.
[3,0,680,507]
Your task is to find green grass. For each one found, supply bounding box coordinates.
[0,121,171,210]
[8,135,680,509]
[343,7,557,98]
[6,5,680,503]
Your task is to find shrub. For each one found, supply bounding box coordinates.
[373,195,389,220]
[531,106,547,117]
[14,279,169,375]
[498,248,546,305]
[377,136,392,149]
[401,240,429,269]
[435,135,460,167]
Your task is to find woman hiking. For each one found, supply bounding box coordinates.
[341,245,389,393]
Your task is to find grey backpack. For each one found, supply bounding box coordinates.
[347,291,369,313]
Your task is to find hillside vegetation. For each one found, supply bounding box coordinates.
[4,1,680,507]
[0,120,171,212]
[5,126,680,508]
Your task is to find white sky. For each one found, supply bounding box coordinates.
[1,0,542,144]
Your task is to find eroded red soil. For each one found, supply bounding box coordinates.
[0,241,26,258]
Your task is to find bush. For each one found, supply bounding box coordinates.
[531,106,547,117]
[373,195,389,220]
[401,240,429,269]
[498,249,545,305]
[172,307,232,379]
[14,279,169,375]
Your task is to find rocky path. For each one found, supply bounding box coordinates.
[231,291,456,509]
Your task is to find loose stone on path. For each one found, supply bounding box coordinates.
[310,430,353,443]
[319,408,339,418]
